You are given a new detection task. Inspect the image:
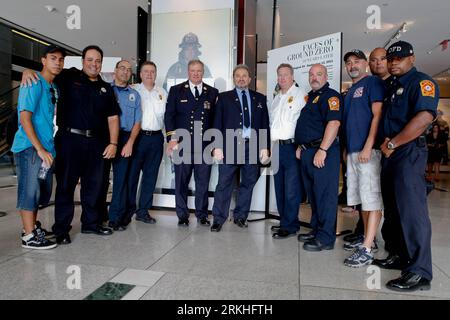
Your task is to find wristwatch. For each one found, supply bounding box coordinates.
[387,141,396,150]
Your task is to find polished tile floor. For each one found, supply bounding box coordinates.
[0,169,449,300]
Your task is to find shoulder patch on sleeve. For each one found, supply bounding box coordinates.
[420,80,435,98]
[304,95,309,104]
[328,96,340,111]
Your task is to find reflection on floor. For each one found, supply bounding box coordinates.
[0,173,449,300]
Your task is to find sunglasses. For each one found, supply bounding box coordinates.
[49,87,58,105]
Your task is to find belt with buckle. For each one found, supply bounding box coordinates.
[299,139,323,151]
[141,130,162,136]
[66,127,94,137]
[278,138,295,145]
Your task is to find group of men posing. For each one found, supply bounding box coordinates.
[13,40,438,292]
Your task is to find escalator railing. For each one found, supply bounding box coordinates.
[0,85,20,158]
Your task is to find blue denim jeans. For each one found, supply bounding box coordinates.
[14,147,53,211]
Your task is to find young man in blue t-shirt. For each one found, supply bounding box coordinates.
[342,50,385,267]
[11,45,66,249]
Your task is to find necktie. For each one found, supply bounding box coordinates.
[194,86,200,99]
[242,90,250,128]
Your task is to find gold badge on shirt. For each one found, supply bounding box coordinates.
[288,96,294,104]
[159,94,163,100]
[312,96,320,104]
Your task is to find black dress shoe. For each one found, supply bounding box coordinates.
[343,232,363,243]
[178,218,190,227]
[120,213,133,227]
[297,232,315,242]
[81,226,113,236]
[198,217,211,226]
[135,214,157,224]
[234,218,248,228]
[272,229,296,239]
[56,234,71,245]
[108,221,127,231]
[210,223,222,232]
[372,254,408,270]
[271,225,281,231]
[303,239,334,251]
[386,272,431,292]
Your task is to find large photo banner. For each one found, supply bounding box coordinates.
[151,8,234,93]
[267,32,342,105]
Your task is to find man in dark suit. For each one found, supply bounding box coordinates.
[210,64,270,232]
[164,59,219,226]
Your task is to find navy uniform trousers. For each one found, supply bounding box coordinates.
[381,140,433,280]
[212,141,260,225]
[300,144,340,246]
[174,152,211,221]
[273,143,303,233]
[128,133,164,219]
[108,131,133,224]
[53,131,108,236]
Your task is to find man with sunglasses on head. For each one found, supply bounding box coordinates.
[12,45,66,249]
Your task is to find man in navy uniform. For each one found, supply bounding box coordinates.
[377,41,438,291]
[164,59,219,226]
[295,64,342,251]
[211,64,270,232]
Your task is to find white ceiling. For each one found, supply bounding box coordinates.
[256,0,450,82]
[0,0,148,64]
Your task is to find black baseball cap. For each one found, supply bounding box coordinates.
[344,49,367,62]
[386,41,414,60]
[43,45,67,58]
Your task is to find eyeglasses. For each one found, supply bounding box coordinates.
[49,87,58,105]
[118,66,133,73]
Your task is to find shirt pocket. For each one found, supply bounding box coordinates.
[282,103,301,124]
[124,103,138,128]
[154,100,166,118]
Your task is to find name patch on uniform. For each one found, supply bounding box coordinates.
[129,93,136,102]
[312,96,320,104]
[328,97,340,111]
[420,80,435,97]
[288,96,294,103]
[204,101,211,109]
[180,99,188,103]
[353,87,364,98]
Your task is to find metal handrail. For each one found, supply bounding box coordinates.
[0,85,20,99]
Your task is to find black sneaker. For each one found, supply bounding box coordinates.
[22,229,57,250]
[35,221,56,239]
[343,232,363,243]
[343,235,364,251]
